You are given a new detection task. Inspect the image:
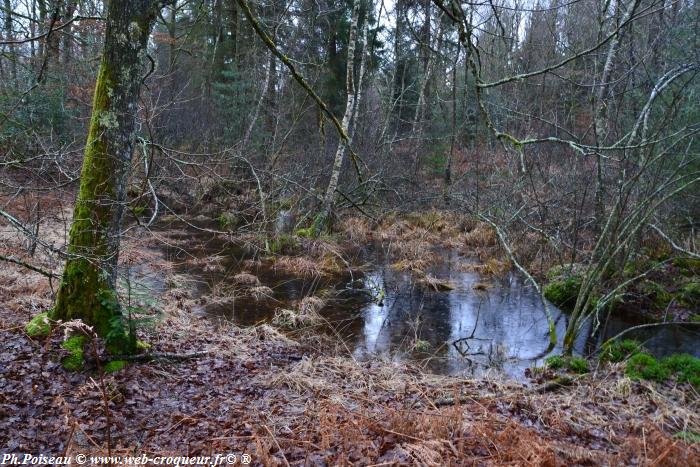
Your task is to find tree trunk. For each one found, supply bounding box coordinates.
[61,0,77,65]
[52,0,166,353]
[3,0,17,82]
[46,0,64,68]
[591,0,639,235]
[313,0,362,236]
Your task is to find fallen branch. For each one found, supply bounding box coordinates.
[96,351,210,364]
[604,321,700,346]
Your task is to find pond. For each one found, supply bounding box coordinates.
[133,220,700,380]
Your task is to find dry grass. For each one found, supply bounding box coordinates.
[461,222,497,247]
[249,285,274,301]
[273,255,323,277]
[390,258,429,273]
[256,354,700,465]
[271,239,351,278]
[337,216,373,243]
[261,355,448,395]
[272,296,326,329]
[419,274,455,291]
[482,258,511,276]
[232,272,260,286]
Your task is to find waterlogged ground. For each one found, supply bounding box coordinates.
[129,219,700,380]
[2,215,700,462]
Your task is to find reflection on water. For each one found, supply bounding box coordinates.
[338,254,570,379]
[144,222,700,380]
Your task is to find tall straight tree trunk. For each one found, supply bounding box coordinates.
[46,0,64,68]
[36,0,46,71]
[61,0,77,65]
[591,0,639,235]
[313,0,362,236]
[52,0,168,353]
[3,0,17,82]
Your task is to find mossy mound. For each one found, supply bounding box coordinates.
[639,280,673,310]
[662,354,700,387]
[218,212,240,230]
[104,360,128,374]
[545,355,589,374]
[600,339,644,363]
[543,277,581,310]
[295,227,313,238]
[673,257,700,276]
[625,353,700,388]
[626,353,671,382]
[61,335,86,371]
[270,234,300,254]
[414,339,432,352]
[25,312,51,337]
[680,282,700,307]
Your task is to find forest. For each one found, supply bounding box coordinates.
[1,0,699,464]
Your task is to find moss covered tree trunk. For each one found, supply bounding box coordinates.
[52,0,167,353]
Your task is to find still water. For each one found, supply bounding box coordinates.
[135,221,700,380]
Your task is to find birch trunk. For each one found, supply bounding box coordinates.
[592,0,640,233]
[313,0,363,236]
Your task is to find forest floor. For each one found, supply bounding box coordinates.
[1,201,700,465]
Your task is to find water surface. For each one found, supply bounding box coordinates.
[135,221,700,380]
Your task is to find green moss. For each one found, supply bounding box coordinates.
[672,257,700,275]
[644,244,671,261]
[679,282,700,307]
[218,212,239,230]
[136,339,151,351]
[621,352,700,389]
[600,339,644,363]
[626,353,670,382]
[270,234,299,254]
[673,431,700,444]
[295,227,313,238]
[662,354,700,388]
[61,336,86,371]
[545,355,566,370]
[690,314,700,323]
[543,277,581,310]
[640,280,673,310]
[414,339,432,352]
[546,355,589,373]
[567,357,589,374]
[103,360,127,374]
[25,312,51,337]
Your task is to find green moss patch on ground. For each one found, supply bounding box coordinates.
[25,312,51,337]
[61,335,86,371]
